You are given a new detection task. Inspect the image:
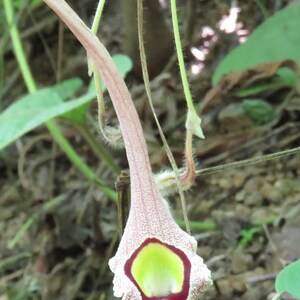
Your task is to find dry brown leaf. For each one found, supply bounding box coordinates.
[200,59,299,113]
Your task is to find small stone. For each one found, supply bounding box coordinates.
[244,177,263,192]
[233,174,247,189]
[218,178,232,190]
[259,182,273,198]
[245,191,263,206]
[250,208,278,223]
[265,174,276,183]
[231,278,246,292]
[235,189,247,202]
[231,249,253,274]
[266,189,282,203]
[235,204,251,219]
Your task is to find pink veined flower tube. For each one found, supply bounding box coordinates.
[108,159,212,299]
[43,1,212,299]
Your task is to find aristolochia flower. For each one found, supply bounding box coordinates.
[42,1,212,298]
[109,171,212,300]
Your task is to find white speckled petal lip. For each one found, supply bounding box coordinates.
[109,176,212,300]
[42,1,212,299]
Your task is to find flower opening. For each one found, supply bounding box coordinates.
[124,238,191,299]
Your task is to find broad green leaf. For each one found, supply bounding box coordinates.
[88,54,133,93]
[275,259,300,299]
[213,2,300,84]
[52,77,83,100]
[60,103,89,127]
[112,54,132,78]
[55,78,86,127]
[0,54,132,149]
[242,99,273,125]
[277,68,298,88]
[0,89,96,149]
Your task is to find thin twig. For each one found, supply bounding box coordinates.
[196,146,300,176]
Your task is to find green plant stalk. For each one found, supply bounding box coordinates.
[170,0,195,114]
[4,0,35,92]
[271,294,280,300]
[137,0,190,233]
[169,0,202,199]
[89,0,112,147]
[4,0,116,200]
[91,0,106,34]
[88,0,106,75]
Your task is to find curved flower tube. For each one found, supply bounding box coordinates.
[109,176,211,300]
[43,1,212,298]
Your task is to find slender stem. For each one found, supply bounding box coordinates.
[196,146,300,176]
[170,0,201,192]
[4,0,35,93]
[94,66,109,140]
[180,130,195,187]
[89,0,114,146]
[4,0,115,200]
[137,0,190,233]
[271,293,281,300]
[91,0,106,34]
[170,0,195,114]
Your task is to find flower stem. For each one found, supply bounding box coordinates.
[91,0,106,34]
[170,0,195,114]
[137,0,190,233]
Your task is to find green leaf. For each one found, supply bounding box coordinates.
[60,103,90,127]
[213,2,300,84]
[275,259,300,299]
[52,77,83,100]
[0,54,132,149]
[242,99,273,125]
[88,54,132,93]
[56,78,87,127]
[0,89,96,150]
[112,54,132,78]
[239,226,262,246]
[277,68,298,88]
